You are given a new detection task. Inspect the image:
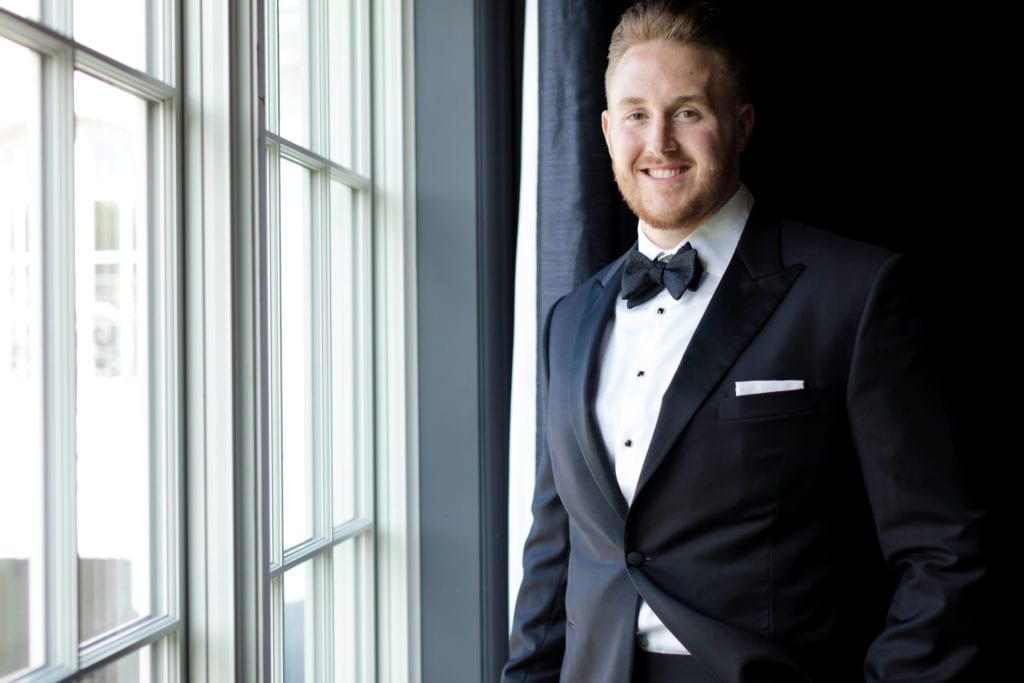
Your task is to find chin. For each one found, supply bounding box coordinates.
[635,202,709,232]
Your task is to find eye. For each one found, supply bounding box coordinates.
[671,108,704,121]
[625,111,647,121]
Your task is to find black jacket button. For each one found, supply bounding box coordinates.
[626,551,645,567]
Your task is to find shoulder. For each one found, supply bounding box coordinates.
[774,219,904,294]
[547,249,630,320]
[777,219,896,268]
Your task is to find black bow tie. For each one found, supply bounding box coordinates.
[620,243,704,309]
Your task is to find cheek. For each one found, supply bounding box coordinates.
[686,132,728,166]
[611,130,643,161]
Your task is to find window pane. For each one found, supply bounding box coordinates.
[80,642,158,682]
[330,181,356,525]
[278,0,311,146]
[332,540,358,683]
[280,159,313,549]
[0,0,39,20]
[328,0,354,167]
[283,563,313,683]
[74,0,149,73]
[0,37,44,679]
[74,72,152,641]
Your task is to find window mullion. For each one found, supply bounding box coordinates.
[265,0,279,134]
[313,173,330,535]
[309,0,326,158]
[303,560,317,683]
[41,0,71,33]
[183,0,245,675]
[311,170,332,683]
[316,170,334,683]
[267,142,284,569]
[146,0,160,81]
[314,552,331,683]
[148,95,166,653]
[42,37,78,675]
[371,1,419,681]
[315,0,325,155]
[309,168,326,544]
[148,87,181,637]
[269,577,284,683]
[358,533,375,682]
[355,185,373,522]
[354,0,370,175]
[311,3,332,680]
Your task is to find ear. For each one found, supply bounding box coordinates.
[736,102,755,153]
[601,110,613,158]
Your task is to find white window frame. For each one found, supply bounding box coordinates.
[0,1,183,680]
[181,0,419,680]
[371,0,420,679]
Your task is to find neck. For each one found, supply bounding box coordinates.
[640,223,692,250]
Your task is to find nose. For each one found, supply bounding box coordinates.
[647,114,678,155]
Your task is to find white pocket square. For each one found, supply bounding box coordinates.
[734,379,805,396]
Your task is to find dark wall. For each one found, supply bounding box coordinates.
[415,1,522,682]
[736,2,1008,673]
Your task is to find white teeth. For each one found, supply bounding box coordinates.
[646,168,684,179]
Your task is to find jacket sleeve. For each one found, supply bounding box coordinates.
[502,299,570,683]
[846,253,985,682]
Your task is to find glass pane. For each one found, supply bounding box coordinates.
[283,563,312,683]
[330,182,356,525]
[74,72,152,641]
[80,642,157,682]
[0,0,39,20]
[332,541,358,683]
[0,38,44,679]
[328,0,354,167]
[278,0,311,146]
[280,159,313,549]
[74,0,149,73]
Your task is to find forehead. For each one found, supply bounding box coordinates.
[607,40,729,105]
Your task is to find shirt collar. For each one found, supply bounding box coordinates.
[636,183,753,278]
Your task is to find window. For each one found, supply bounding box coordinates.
[262,0,381,680]
[1,0,414,680]
[0,0,181,680]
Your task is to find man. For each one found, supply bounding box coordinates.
[503,2,983,682]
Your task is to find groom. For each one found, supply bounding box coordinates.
[503,1,984,682]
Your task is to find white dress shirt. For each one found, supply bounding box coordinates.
[593,184,753,654]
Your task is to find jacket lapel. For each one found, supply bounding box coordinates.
[634,213,804,498]
[569,253,630,520]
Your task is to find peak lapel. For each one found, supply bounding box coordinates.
[634,215,804,499]
[569,256,630,520]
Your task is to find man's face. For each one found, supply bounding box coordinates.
[602,41,754,235]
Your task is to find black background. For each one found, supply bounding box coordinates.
[727,2,1009,673]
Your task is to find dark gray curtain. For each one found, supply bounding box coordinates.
[536,0,636,318]
[535,0,635,457]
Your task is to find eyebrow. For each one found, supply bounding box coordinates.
[614,94,707,108]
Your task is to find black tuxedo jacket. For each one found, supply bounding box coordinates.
[503,212,983,682]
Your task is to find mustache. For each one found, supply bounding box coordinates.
[637,154,694,168]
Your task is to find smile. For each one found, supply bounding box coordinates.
[642,166,688,179]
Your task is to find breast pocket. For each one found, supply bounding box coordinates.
[717,385,823,421]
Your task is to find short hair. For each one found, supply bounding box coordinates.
[606,1,751,103]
